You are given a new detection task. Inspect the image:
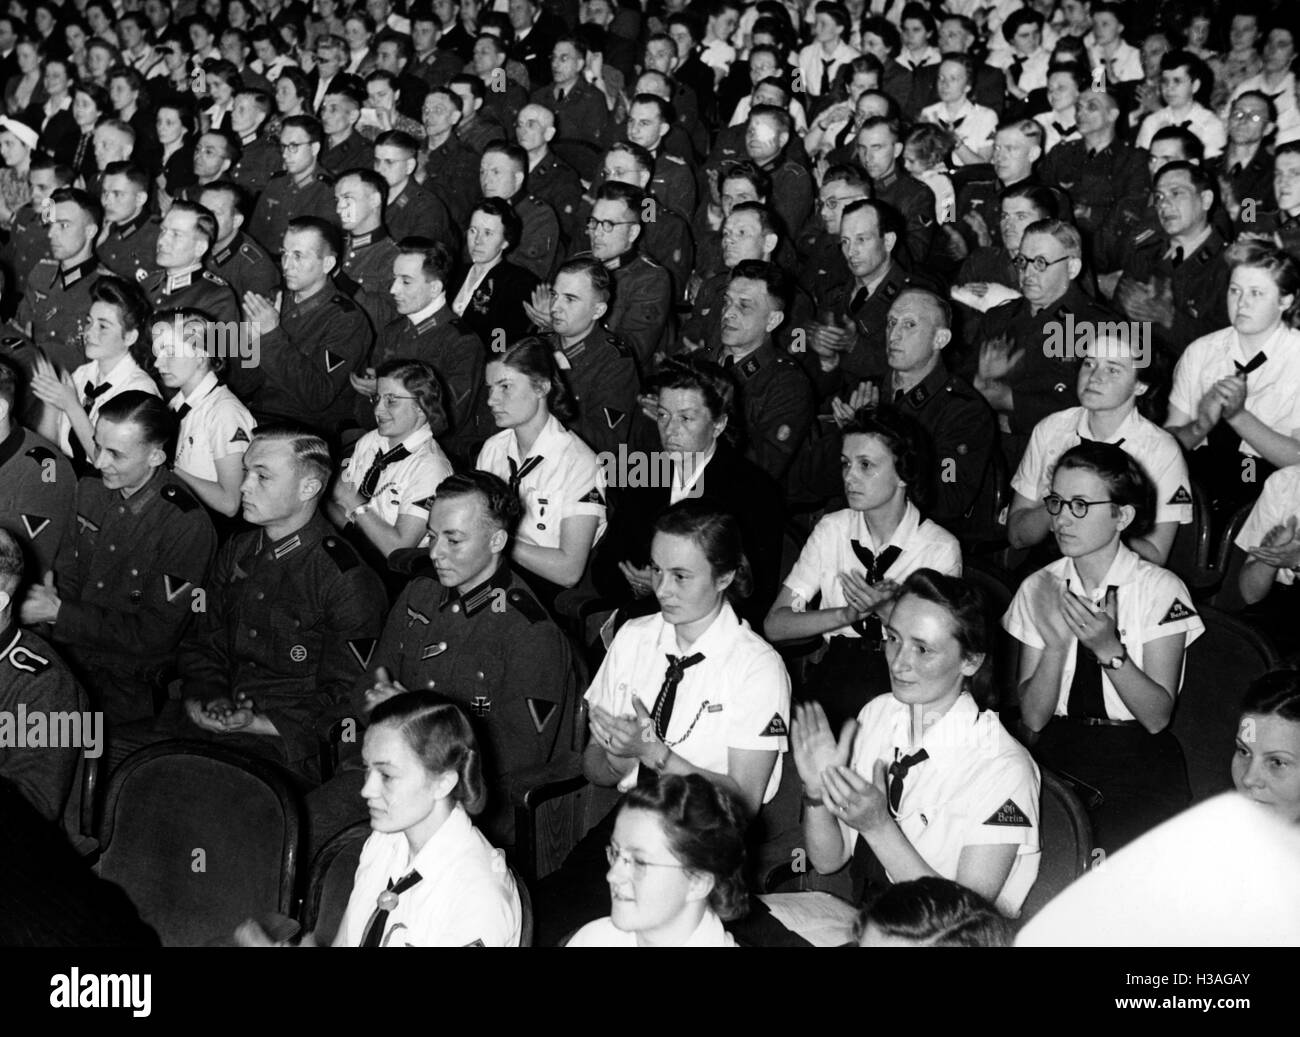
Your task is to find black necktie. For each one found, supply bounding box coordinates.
[1010,57,1025,84]
[74,132,89,170]
[652,652,705,740]
[175,402,192,421]
[507,454,543,493]
[941,116,965,131]
[358,443,411,499]
[1176,119,1192,129]
[1235,352,1268,377]
[721,354,737,370]
[1052,121,1077,137]
[1066,585,1118,719]
[820,58,834,96]
[360,869,423,947]
[1078,434,1125,447]
[850,286,870,312]
[887,747,929,817]
[848,542,901,642]
[1168,245,1185,266]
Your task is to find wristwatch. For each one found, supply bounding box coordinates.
[1098,645,1128,670]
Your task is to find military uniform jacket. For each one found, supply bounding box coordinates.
[649,150,698,221]
[96,211,162,284]
[641,201,694,303]
[795,228,850,299]
[142,266,241,324]
[0,427,75,575]
[1209,147,1277,219]
[179,512,387,764]
[230,133,284,197]
[873,168,937,267]
[320,129,375,177]
[1245,208,1300,263]
[971,284,1118,436]
[0,623,87,823]
[511,191,562,281]
[529,150,584,245]
[706,338,814,482]
[244,283,373,435]
[1039,138,1148,273]
[372,304,486,449]
[53,471,216,689]
[552,324,640,457]
[891,360,998,530]
[386,178,457,253]
[210,232,280,300]
[533,79,611,152]
[248,169,337,257]
[341,228,400,334]
[1120,226,1231,355]
[355,560,574,842]
[424,132,484,229]
[9,256,104,372]
[608,252,674,368]
[3,202,51,291]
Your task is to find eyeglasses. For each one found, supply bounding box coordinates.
[818,195,866,211]
[586,217,638,234]
[1230,109,1266,122]
[371,393,418,408]
[279,139,310,152]
[1043,494,1115,518]
[1012,253,1071,272]
[605,843,688,880]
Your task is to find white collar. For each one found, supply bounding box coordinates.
[173,370,221,409]
[653,599,740,657]
[1063,540,1143,596]
[1075,404,1143,443]
[672,442,716,496]
[397,804,474,877]
[851,499,921,553]
[382,425,433,454]
[885,689,980,759]
[406,292,445,326]
[508,413,567,464]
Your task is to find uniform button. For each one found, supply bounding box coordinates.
[257,592,264,600]
[118,506,126,514]
[476,670,485,680]
[451,603,460,612]
[131,568,138,576]
[249,629,257,637]
[108,544,115,552]
[96,581,104,589]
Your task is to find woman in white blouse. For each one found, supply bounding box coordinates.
[566,773,748,948]
[766,407,962,731]
[31,274,160,471]
[477,337,606,594]
[330,358,454,559]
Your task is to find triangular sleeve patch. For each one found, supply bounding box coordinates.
[1160,599,1196,624]
[325,350,346,373]
[348,638,377,670]
[760,713,788,737]
[1167,485,1192,505]
[526,698,558,733]
[983,799,1031,827]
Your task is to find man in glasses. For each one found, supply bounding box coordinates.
[247,116,338,260]
[1038,89,1148,278]
[796,165,868,297]
[366,238,485,462]
[969,218,1117,469]
[478,140,560,281]
[1209,91,1278,225]
[1114,160,1230,356]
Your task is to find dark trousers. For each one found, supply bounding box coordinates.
[802,636,892,734]
[1033,717,1190,855]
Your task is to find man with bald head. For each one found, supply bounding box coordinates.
[1038,88,1149,274]
[515,103,584,244]
[883,288,997,531]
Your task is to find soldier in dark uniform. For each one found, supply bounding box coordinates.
[198,181,281,299]
[0,155,67,314]
[969,220,1119,470]
[481,141,562,281]
[516,104,585,245]
[0,528,89,824]
[367,239,486,462]
[228,89,283,197]
[470,35,529,135]
[704,259,814,483]
[140,201,242,325]
[795,166,867,299]
[318,77,376,176]
[19,392,216,731]
[508,0,562,86]
[0,361,76,579]
[410,9,465,87]
[247,116,338,260]
[139,428,387,786]
[533,36,612,154]
[6,187,105,377]
[334,168,401,334]
[94,162,161,284]
[682,201,782,353]
[449,73,509,156]
[238,217,373,440]
[626,93,698,217]
[306,470,576,849]
[1210,90,1279,221]
[372,129,457,250]
[1038,89,1150,275]
[547,257,640,457]
[421,86,485,230]
[883,288,998,534]
[1114,161,1231,358]
[854,116,936,268]
[745,105,814,253]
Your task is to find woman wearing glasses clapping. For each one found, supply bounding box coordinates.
[565,773,748,947]
[328,358,453,559]
[1004,442,1204,853]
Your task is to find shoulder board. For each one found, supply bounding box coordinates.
[315,170,336,184]
[448,316,472,334]
[388,547,434,576]
[506,587,547,624]
[321,534,361,573]
[35,257,58,270]
[662,153,687,166]
[239,242,263,260]
[201,270,229,286]
[331,292,358,311]
[5,635,50,674]
[607,331,634,358]
[160,482,201,512]
[1132,228,1156,245]
[25,444,58,465]
[269,169,289,180]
